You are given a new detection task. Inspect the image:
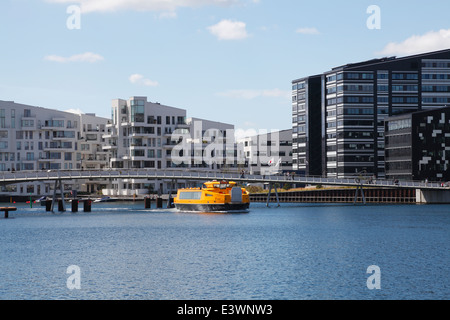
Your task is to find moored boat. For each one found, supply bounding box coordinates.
[93,196,118,203]
[174,180,250,213]
[35,196,49,206]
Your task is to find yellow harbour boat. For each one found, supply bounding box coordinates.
[174,180,250,213]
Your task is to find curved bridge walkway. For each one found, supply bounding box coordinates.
[0,169,443,190]
[0,169,447,209]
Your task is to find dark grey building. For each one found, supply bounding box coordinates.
[291,75,322,176]
[292,48,450,179]
[385,106,450,182]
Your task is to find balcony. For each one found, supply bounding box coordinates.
[102,133,117,139]
[176,121,189,128]
[41,119,66,130]
[21,117,37,130]
[38,157,57,162]
[130,144,147,149]
[102,144,118,150]
[44,144,73,151]
[83,155,108,163]
[52,132,76,140]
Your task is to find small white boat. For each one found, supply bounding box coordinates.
[94,196,118,203]
[35,196,49,206]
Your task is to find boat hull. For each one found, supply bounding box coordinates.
[175,202,250,213]
[94,197,118,203]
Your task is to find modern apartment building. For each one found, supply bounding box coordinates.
[0,100,109,196]
[292,48,450,179]
[102,97,239,196]
[186,117,238,171]
[104,96,188,171]
[291,75,322,176]
[385,106,450,182]
[238,129,293,176]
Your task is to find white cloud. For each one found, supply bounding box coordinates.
[44,52,104,63]
[295,27,320,35]
[217,89,290,100]
[45,0,240,13]
[378,29,450,56]
[207,19,249,40]
[261,88,291,98]
[129,74,159,87]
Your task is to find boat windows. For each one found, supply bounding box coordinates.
[204,182,232,189]
[179,192,202,200]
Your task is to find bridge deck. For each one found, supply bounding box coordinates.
[0,169,446,190]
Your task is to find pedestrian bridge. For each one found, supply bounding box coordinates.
[0,169,444,190]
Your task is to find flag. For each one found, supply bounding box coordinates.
[268,158,282,167]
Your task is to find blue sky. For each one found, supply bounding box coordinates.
[1,0,450,134]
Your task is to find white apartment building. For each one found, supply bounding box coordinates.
[185,117,240,171]
[102,97,241,196]
[0,100,109,197]
[0,97,246,198]
[102,97,188,196]
[238,129,293,176]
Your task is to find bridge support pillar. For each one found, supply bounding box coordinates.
[145,197,152,209]
[353,184,366,205]
[51,179,66,213]
[266,183,280,207]
[167,179,175,209]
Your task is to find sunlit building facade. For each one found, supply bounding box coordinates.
[0,100,109,196]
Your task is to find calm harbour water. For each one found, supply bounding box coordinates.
[0,201,448,300]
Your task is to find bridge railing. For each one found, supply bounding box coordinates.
[0,168,446,190]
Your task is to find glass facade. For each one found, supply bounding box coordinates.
[291,75,322,176]
[293,49,450,179]
[385,107,450,182]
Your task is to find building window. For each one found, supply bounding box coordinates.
[131,105,144,123]
[0,109,5,128]
[21,120,34,127]
[11,110,15,129]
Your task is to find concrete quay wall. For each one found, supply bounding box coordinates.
[250,188,417,204]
